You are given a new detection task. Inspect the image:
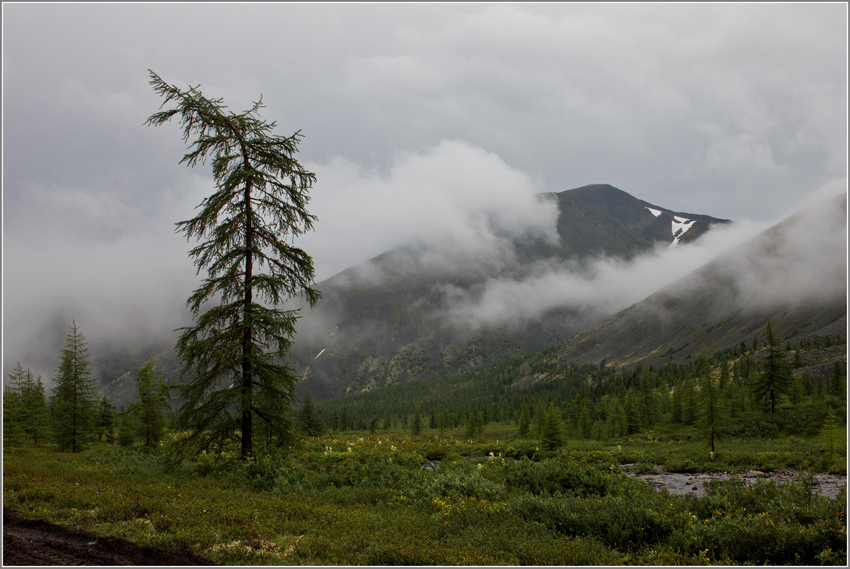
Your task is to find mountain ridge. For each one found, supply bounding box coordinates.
[554,193,847,368]
[285,184,732,400]
[97,184,843,409]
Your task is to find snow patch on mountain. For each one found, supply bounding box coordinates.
[669,216,697,248]
[646,207,662,218]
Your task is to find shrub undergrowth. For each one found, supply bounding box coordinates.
[3,432,846,565]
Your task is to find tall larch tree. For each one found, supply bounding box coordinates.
[146,70,320,460]
[50,321,99,452]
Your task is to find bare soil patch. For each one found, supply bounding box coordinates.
[3,508,215,566]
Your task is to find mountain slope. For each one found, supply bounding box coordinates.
[287,185,730,400]
[101,184,732,406]
[554,193,847,368]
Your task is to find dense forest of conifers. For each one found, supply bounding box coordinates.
[6,319,846,455]
[310,327,847,443]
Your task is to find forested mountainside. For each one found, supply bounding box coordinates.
[311,328,846,439]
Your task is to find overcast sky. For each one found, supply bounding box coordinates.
[2,3,847,382]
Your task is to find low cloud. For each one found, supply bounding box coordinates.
[434,180,846,331]
[300,139,560,281]
[720,187,847,311]
[2,174,207,385]
[436,221,766,331]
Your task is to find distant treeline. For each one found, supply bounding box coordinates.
[311,328,846,441]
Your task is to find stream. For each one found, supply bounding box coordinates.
[420,459,846,499]
[624,467,847,499]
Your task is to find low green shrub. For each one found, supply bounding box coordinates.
[511,491,677,549]
[424,467,505,501]
[678,474,847,565]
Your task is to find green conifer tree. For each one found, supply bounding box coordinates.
[828,361,846,404]
[128,358,170,449]
[21,372,50,445]
[299,391,324,436]
[3,385,25,451]
[340,406,349,432]
[818,408,840,467]
[411,408,423,436]
[49,321,99,452]
[682,378,697,425]
[639,368,654,427]
[465,410,483,439]
[146,71,320,460]
[696,349,722,454]
[624,389,641,433]
[539,403,565,451]
[671,385,683,424]
[752,320,792,413]
[368,417,380,434]
[4,363,27,449]
[117,410,135,447]
[95,396,116,443]
[533,400,546,437]
[517,401,531,437]
[7,362,26,396]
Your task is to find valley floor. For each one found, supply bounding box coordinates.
[3,430,847,566]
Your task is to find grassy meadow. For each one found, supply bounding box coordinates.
[3,423,847,565]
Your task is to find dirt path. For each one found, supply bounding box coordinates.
[3,508,215,566]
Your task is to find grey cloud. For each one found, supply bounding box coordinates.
[299,139,559,281]
[436,182,846,333]
[3,3,845,384]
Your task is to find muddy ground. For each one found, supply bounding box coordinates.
[2,508,215,566]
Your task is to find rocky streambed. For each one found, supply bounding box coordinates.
[422,459,846,500]
[624,467,847,499]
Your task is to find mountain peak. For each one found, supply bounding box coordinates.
[562,183,731,247]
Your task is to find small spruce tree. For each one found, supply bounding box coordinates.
[411,408,423,436]
[517,401,531,437]
[3,385,25,451]
[95,396,116,443]
[465,410,483,439]
[540,403,565,451]
[22,372,50,444]
[128,358,170,449]
[299,391,324,436]
[696,348,722,455]
[818,408,840,467]
[752,320,792,413]
[368,416,380,435]
[117,410,135,447]
[5,363,27,449]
